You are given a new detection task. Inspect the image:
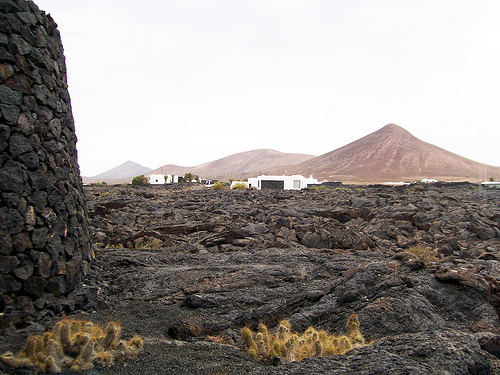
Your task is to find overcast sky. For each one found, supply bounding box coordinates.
[34,0,500,177]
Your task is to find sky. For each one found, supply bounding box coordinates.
[33,0,500,177]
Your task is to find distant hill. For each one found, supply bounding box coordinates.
[267,124,500,183]
[150,149,316,181]
[82,125,500,185]
[83,161,152,184]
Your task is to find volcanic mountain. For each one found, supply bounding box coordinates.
[150,149,316,181]
[82,161,153,184]
[85,125,499,184]
[267,124,500,183]
[91,160,152,179]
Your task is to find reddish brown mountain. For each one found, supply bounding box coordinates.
[86,125,500,184]
[267,124,500,183]
[150,149,316,181]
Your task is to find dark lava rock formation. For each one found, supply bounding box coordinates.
[2,182,500,373]
[6,183,496,374]
[3,1,499,374]
[0,0,92,331]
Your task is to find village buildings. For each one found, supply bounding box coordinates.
[234,174,319,190]
[148,174,179,185]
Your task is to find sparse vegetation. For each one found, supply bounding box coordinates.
[105,243,124,249]
[134,236,163,249]
[310,185,328,190]
[408,244,438,263]
[131,175,148,186]
[212,181,226,190]
[232,182,248,190]
[241,314,366,362]
[183,173,200,183]
[95,190,117,197]
[0,319,143,373]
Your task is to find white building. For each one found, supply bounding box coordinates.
[202,179,217,187]
[165,174,179,184]
[149,174,179,184]
[481,181,500,189]
[149,174,165,184]
[247,174,318,190]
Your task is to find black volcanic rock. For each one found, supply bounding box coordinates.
[0,0,92,332]
[249,330,494,374]
[2,183,500,374]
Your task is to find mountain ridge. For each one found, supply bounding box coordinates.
[149,149,316,181]
[84,160,152,181]
[265,124,500,182]
[83,125,500,184]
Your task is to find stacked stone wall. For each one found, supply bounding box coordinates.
[0,0,92,328]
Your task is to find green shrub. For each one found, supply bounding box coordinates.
[131,175,148,186]
[212,181,226,190]
[310,185,328,190]
[232,182,248,190]
[183,173,199,183]
[241,314,366,362]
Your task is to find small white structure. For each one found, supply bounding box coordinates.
[481,181,500,189]
[165,174,179,184]
[203,179,217,187]
[149,174,179,184]
[247,174,318,190]
[384,181,410,186]
[149,174,165,185]
[421,179,437,183]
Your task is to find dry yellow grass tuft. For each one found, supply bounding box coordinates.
[408,244,439,263]
[241,314,367,362]
[0,319,143,373]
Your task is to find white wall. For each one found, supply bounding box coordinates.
[149,174,165,184]
[247,175,317,190]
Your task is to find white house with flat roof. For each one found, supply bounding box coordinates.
[149,174,165,184]
[165,174,179,184]
[149,174,179,184]
[247,174,318,190]
[481,181,500,189]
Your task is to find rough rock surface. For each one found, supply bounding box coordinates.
[0,0,92,330]
[1,182,500,374]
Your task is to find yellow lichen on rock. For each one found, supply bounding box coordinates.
[0,318,143,373]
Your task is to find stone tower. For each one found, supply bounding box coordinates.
[0,0,92,328]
